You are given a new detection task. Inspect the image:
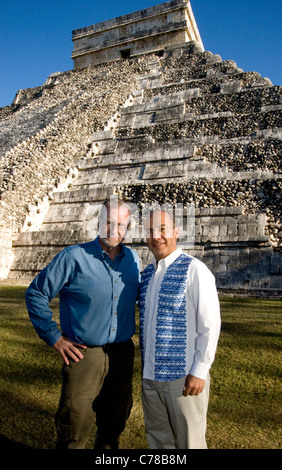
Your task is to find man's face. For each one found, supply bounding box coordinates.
[145,211,179,261]
[99,205,130,248]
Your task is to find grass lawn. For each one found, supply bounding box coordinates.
[0,286,281,449]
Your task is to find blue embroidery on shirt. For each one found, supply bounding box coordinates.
[140,254,192,382]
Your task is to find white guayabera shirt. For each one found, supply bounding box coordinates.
[141,248,221,381]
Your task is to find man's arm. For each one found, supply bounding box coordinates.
[186,260,221,391]
[26,249,86,363]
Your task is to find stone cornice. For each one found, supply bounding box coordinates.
[72,23,189,59]
[72,0,189,40]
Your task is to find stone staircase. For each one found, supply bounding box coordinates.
[2,42,282,290]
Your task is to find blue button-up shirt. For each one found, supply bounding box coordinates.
[26,237,140,347]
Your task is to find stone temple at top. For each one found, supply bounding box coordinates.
[72,0,204,68]
[0,1,281,293]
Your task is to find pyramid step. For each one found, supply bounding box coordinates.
[119,92,188,113]
[196,137,282,174]
[15,201,103,244]
[144,70,273,102]
[141,160,228,181]
[184,88,282,117]
[73,166,141,186]
[162,63,237,84]
[115,126,282,151]
[116,109,282,141]
[71,157,231,187]
[138,74,163,90]
[118,98,186,128]
[73,168,109,186]
[14,229,86,247]
[8,245,65,277]
[118,88,201,128]
[161,56,271,85]
[86,130,117,156]
[51,186,110,204]
[76,143,196,169]
[42,202,89,223]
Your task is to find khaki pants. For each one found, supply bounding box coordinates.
[142,374,210,449]
[55,340,134,449]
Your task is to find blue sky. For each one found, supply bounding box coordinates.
[0,0,281,108]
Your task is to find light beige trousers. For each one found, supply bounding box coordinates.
[142,374,210,449]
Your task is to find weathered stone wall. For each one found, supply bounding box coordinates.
[72,0,203,67]
[0,59,151,233]
[0,57,152,277]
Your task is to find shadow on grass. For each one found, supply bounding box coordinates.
[0,435,32,449]
[221,319,282,337]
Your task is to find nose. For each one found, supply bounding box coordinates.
[112,223,119,235]
[152,228,161,239]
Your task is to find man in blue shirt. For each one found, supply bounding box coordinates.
[26,199,140,449]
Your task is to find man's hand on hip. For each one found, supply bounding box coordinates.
[53,336,87,365]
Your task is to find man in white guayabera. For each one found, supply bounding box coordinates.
[139,209,221,449]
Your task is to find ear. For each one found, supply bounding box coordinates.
[175,226,180,240]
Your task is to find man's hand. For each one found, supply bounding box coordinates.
[183,374,205,396]
[53,336,87,365]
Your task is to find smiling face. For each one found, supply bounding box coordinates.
[99,203,131,249]
[145,210,179,262]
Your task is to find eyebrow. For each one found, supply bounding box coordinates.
[146,223,172,230]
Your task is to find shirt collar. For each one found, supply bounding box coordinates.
[95,236,125,260]
[152,247,183,270]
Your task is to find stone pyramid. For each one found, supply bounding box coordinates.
[0,1,281,292]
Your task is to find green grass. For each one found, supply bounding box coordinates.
[0,286,281,449]
[207,297,282,449]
